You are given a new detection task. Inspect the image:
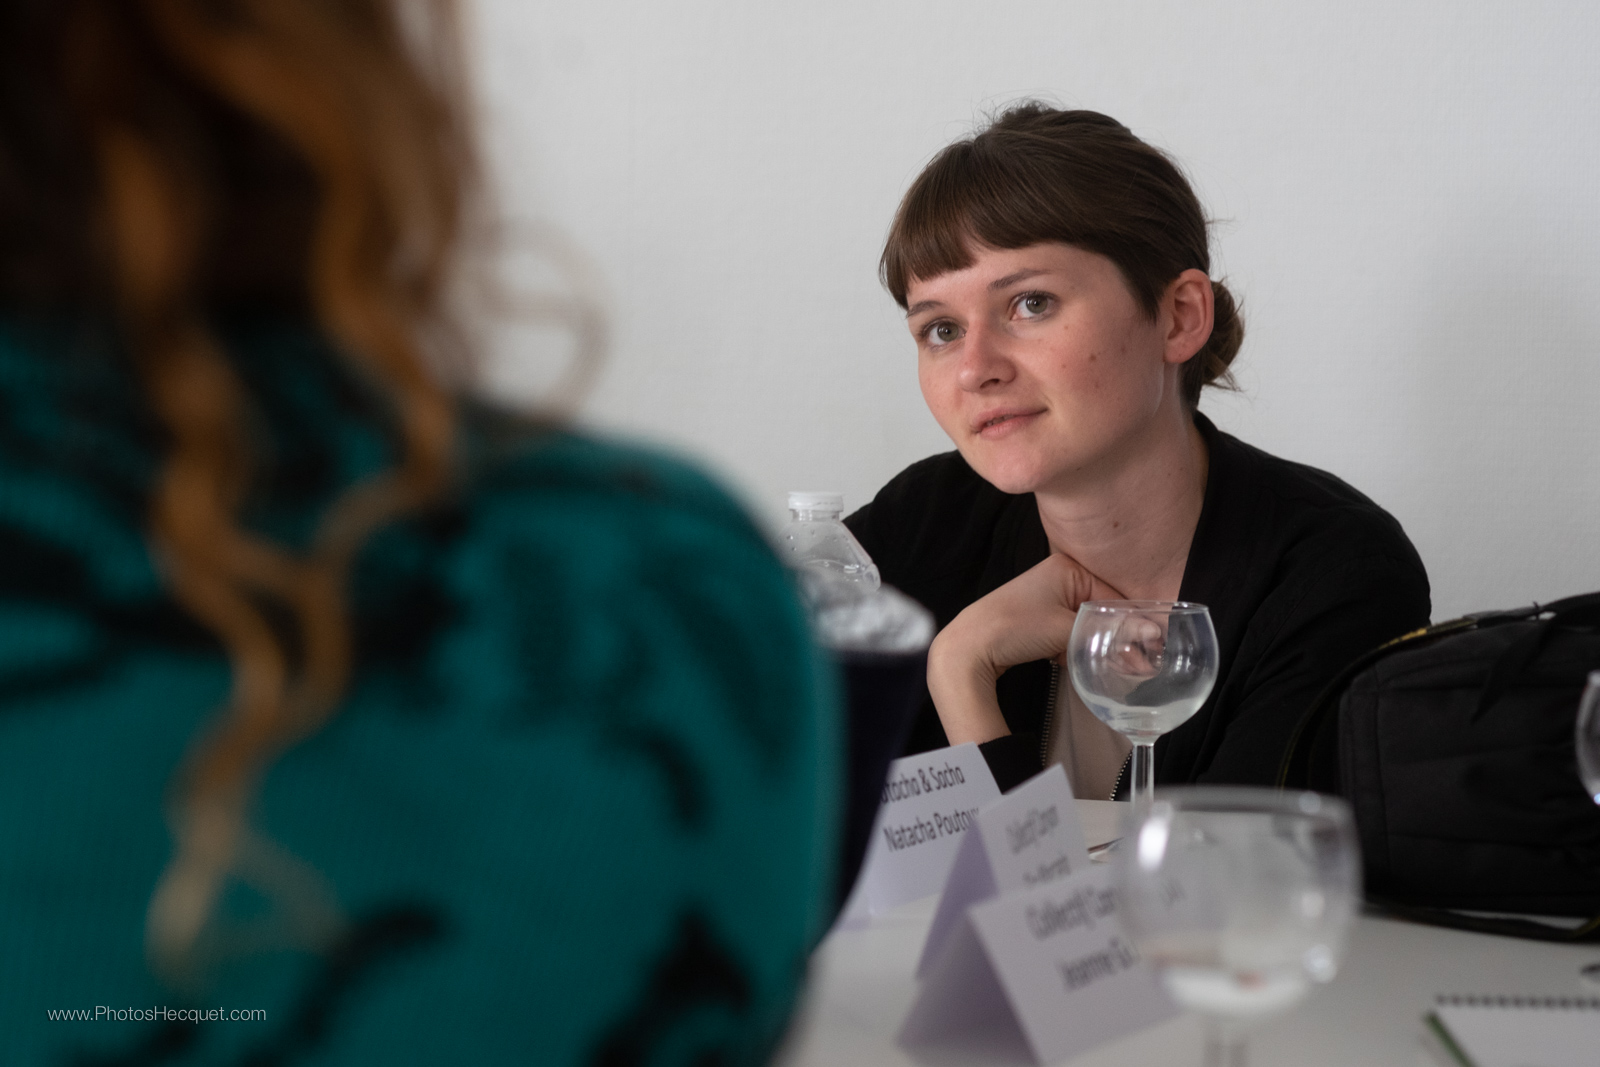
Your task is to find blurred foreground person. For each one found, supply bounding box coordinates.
[0,2,837,1063]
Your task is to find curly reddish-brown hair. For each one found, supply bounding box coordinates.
[1,0,471,973]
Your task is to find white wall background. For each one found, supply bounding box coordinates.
[467,0,1600,622]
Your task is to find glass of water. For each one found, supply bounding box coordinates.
[1116,787,1360,1067]
[1578,671,1600,805]
[1068,601,1219,804]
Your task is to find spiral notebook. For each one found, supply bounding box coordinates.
[1424,995,1600,1067]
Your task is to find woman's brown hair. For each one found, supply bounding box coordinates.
[881,103,1242,406]
[1,0,471,975]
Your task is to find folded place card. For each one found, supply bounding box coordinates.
[900,866,1177,1065]
[838,742,1001,923]
[917,763,1090,976]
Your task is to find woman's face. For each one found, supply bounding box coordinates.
[905,242,1189,497]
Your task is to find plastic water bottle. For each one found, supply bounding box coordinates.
[783,491,931,655]
[782,491,881,591]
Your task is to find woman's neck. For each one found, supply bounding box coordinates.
[1033,409,1209,602]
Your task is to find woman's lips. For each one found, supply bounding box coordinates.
[974,409,1044,439]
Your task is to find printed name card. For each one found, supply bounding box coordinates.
[839,743,1001,922]
[899,866,1177,1065]
[917,763,1090,976]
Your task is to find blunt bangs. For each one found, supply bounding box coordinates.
[879,109,1204,318]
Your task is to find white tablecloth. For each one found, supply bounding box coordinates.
[776,801,1600,1066]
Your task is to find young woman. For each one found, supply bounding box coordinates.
[0,2,835,1063]
[847,104,1430,796]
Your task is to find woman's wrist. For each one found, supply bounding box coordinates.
[926,618,1012,745]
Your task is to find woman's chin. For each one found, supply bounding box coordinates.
[962,452,1047,496]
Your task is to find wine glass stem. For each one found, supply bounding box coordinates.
[1204,1017,1248,1067]
[1130,741,1157,805]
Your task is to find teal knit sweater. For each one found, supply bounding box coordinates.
[0,315,838,1065]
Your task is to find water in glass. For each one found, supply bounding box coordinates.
[1117,788,1360,1067]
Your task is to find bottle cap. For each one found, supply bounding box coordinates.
[788,491,844,512]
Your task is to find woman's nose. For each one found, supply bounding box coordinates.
[956,322,1015,392]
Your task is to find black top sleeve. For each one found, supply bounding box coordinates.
[1162,419,1432,786]
[1185,550,1430,786]
[977,733,1049,792]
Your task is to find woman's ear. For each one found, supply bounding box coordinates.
[1163,269,1214,366]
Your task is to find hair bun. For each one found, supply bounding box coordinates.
[1188,278,1243,397]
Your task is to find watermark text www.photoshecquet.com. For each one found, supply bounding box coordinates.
[47,1006,266,1023]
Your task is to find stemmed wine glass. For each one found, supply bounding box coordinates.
[1578,671,1600,805]
[1116,788,1361,1067]
[1068,601,1219,804]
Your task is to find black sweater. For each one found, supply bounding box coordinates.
[845,413,1431,792]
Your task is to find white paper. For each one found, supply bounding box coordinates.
[1433,1001,1600,1067]
[918,763,1091,976]
[847,743,1001,917]
[901,867,1177,1066]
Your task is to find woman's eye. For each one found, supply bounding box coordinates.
[923,321,960,346]
[1015,293,1052,318]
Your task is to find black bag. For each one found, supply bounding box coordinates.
[1279,592,1600,942]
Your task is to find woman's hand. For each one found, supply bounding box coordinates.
[926,552,1124,745]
